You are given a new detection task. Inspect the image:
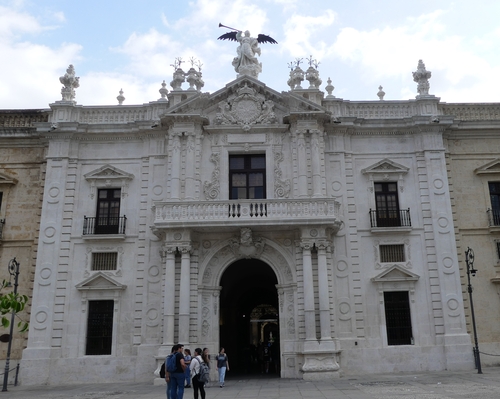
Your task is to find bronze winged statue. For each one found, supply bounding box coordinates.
[218,23,278,78]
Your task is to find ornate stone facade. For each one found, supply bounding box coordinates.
[2,60,500,385]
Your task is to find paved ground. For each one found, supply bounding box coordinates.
[3,367,500,399]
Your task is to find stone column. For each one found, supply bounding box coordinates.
[310,130,323,198]
[178,245,192,344]
[296,131,308,198]
[169,132,182,199]
[300,240,317,340]
[162,246,176,345]
[317,242,333,340]
[184,133,196,199]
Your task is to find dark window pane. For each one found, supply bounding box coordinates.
[251,156,266,169]
[384,291,412,346]
[86,300,114,355]
[230,157,245,169]
[249,173,263,186]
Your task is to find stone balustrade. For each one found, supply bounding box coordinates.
[0,110,48,127]
[154,198,341,229]
[439,103,500,121]
[341,102,418,119]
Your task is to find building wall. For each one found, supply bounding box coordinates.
[445,128,500,366]
[16,79,485,385]
[0,110,47,383]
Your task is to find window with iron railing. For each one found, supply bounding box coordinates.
[370,182,411,228]
[488,182,500,226]
[380,244,405,263]
[91,252,118,271]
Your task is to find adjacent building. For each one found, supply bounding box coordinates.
[0,110,47,382]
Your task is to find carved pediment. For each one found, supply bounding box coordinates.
[361,159,409,176]
[0,172,17,185]
[474,159,500,175]
[84,164,134,181]
[76,272,126,291]
[84,164,134,198]
[372,265,419,283]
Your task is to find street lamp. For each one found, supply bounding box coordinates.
[465,247,482,374]
[2,258,20,392]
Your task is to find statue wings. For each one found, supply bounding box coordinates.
[217,31,278,44]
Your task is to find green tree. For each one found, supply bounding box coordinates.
[0,280,28,332]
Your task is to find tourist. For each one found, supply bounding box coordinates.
[216,347,229,387]
[190,348,206,399]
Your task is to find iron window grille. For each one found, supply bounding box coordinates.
[379,244,405,263]
[91,252,118,271]
[86,300,114,355]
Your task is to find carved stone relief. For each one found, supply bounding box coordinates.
[274,151,291,198]
[203,152,220,200]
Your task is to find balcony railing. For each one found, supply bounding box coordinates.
[0,219,4,239]
[487,209,500,227]
[154,199,340,229]
[369,209,411,228]
[83,216,127,235]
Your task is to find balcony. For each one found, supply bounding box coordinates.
[369,209,411,231]
[153,199,341,231]
[0,219,4,240]
[83,216,127,236]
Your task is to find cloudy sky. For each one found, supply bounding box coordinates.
[1,0,500,109]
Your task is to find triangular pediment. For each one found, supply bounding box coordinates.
[372,265,420,283]
[475,159,500,175]
[0,172,18,185]
[361,158,409,175]
[84,164,134,181]
[76,272,126,291]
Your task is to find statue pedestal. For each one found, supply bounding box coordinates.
[302,340,341,381]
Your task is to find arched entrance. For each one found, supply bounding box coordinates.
[219,258,280,376]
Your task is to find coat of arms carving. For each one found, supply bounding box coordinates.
[215,83,277,128]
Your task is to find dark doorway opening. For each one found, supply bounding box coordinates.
[219,259,280,378]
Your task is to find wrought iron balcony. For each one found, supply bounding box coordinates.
[83,216,127,235]
[369,208,411,228]
[153,199,341,230]
[487,208,500,227]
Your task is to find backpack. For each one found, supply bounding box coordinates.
[166,353,177,373]
[159,361,166,378]
[197,359,210,383]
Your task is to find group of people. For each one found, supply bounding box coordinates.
[164,344,229,399]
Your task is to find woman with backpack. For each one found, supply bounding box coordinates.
[190,348,207,399]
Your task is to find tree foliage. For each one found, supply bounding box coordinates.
[0,280,29,332]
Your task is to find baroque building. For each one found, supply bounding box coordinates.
[2,50,498,384]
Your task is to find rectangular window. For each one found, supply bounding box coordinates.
[95,188,121,234]
[229,155,266,199]
[374,182,401,227]
[91,252,118,271]
[86,300,114,355]
[384,291,413,346]
[380,244,405,263]
[489,182,500,225]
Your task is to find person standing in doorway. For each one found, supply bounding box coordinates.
[184,348,192,388]
[170,344,186,399]
[190,348,206,399]
[216,347,229,387]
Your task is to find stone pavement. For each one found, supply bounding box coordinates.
[3,367,500,399]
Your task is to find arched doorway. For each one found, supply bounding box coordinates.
[219,258,280,376]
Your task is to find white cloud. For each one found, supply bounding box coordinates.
[0,5,47,39]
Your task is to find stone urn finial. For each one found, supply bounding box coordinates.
[117,89,125,105]
[412,59,432,98]
[59,64,80,102]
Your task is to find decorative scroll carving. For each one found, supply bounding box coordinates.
[274,151,291,198]
[203,153,220,200]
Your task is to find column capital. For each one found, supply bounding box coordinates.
[160,246,177,260]
[296,239,314,251]
[178,245,193,255]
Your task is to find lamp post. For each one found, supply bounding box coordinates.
[2,258,20,392]
[465,247,482,374]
